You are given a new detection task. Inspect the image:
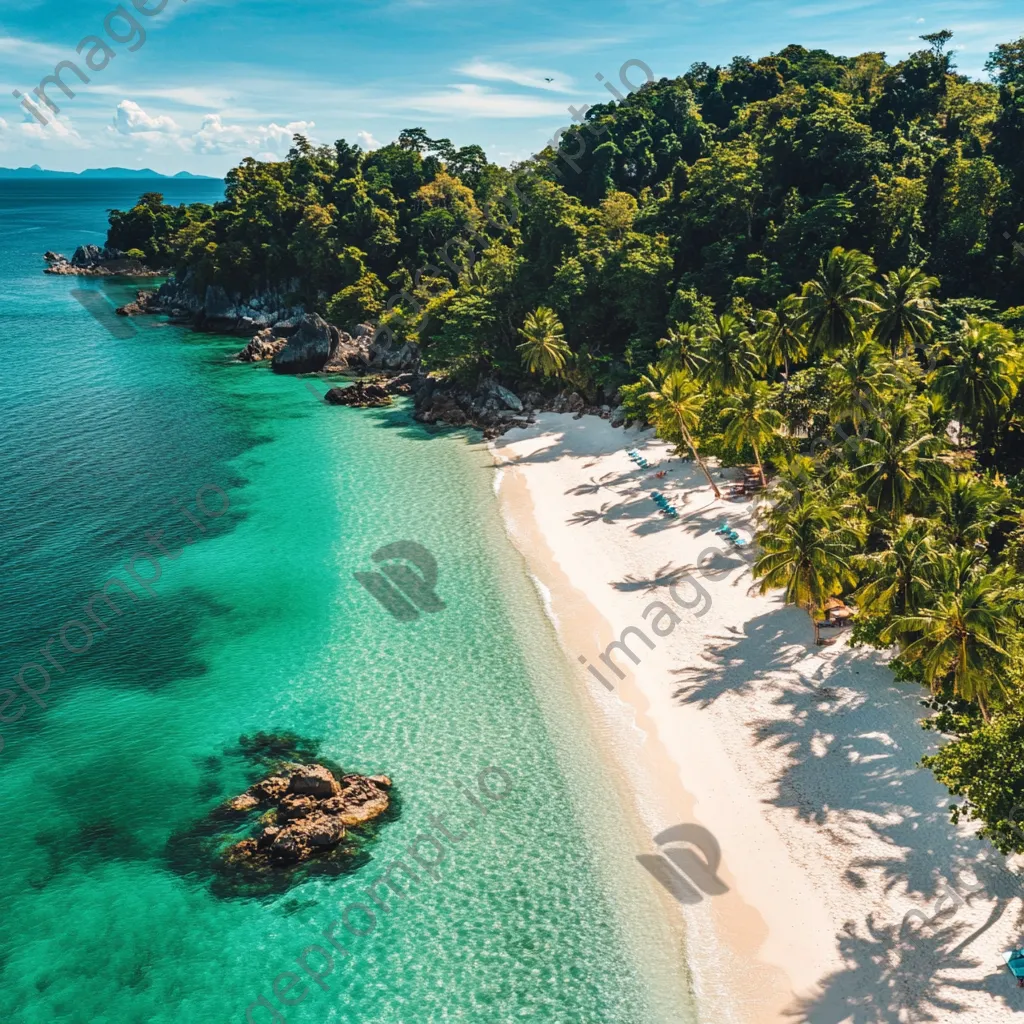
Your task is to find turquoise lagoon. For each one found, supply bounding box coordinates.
[0,181,694,1023]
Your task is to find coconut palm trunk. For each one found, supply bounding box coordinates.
[678,416,722,499]
[753,441,767,490]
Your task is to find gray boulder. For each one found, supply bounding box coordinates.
[487,383,523,412]
[72,244,103,267]
[323,330,372,372]
[272,313,336,374]
[202,285,235,320]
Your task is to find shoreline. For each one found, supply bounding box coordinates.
[491,412,1024,1023]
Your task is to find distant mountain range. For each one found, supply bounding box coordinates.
[0,165,219,180]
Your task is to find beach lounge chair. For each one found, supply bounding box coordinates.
[1004,950,1024,986]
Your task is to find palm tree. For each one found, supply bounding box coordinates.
[828,336,895,435]
[696,314,762,392]
[854,398,948,523]
[754,496,864,643]
[767,453,822,514]
[931,317,1020,446]
[756,295,807,389]
[886,552,1021,719]
[853,516,935,623]
[656,324,706,377]
[720,381,783,489]
[797,246,880,354]
[872,266,941,357]
[517,306,570,377]
[642,369,722,499]
[931,473,1011,549]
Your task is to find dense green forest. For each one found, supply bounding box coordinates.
[109,33,1024,852]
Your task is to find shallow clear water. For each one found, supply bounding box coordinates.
[0,180,693,1024]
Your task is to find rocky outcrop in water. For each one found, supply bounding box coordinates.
[235,328,287,363]
[325,380,393,407]
[44,246,159,277]
[224,762,392,868]
[116,290,159,316]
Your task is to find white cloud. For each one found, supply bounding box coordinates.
[191,114,315,156]
[357,129,381,150]
[403,84,569,119]
[458,59,573,93]
[98,100,317,160]
[113,100,179,134]
[0,110,88,152]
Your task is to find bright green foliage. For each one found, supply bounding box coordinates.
[327,271,387,328]
[923,706,1024,855]
[98,33,1024,853]
[872,266,941,356]
[756,295,806,384]
[797,247,880,353]
[854,397,949,521]
[931,317,1021,446]
[696,314,762,391]
[828,337,894,431]
[657,324,705,377]
[887,552,1021,714]
[641,368,721,497]
[720,380,783,486]
[853,516,935,621]
[517,307,570,377]
[754,496,864,640]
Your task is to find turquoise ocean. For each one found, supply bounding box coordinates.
[0,180,694,1024]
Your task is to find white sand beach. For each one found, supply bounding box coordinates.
[492,412,1024,1024]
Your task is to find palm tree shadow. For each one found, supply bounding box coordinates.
[567,505,614,526]
[565,472,618,496]
[669,605,1024,1016]
[613,562,695,593]
[785,914,1024,1022]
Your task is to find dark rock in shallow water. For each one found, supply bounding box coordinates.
[324,380,393,407]
[271,313,336,374]
[222,761,391,869]
[116,290,158,316]
[287,764,340,798]
[235,328,287,363]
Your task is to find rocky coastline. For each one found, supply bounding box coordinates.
[44,246,161,278]
[51,259,632,436]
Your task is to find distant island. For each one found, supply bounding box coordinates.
[0,164,219,180]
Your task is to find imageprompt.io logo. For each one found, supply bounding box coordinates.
[354,541,446,622]
[637,824,729,905]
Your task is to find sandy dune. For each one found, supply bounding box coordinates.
[493,412,1024,1024]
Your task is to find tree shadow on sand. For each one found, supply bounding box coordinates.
[565,472,619,496]
[785,913,1024,1022]
[669,606,1024,1018]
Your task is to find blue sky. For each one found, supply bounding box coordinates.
[1,0,1021,174]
